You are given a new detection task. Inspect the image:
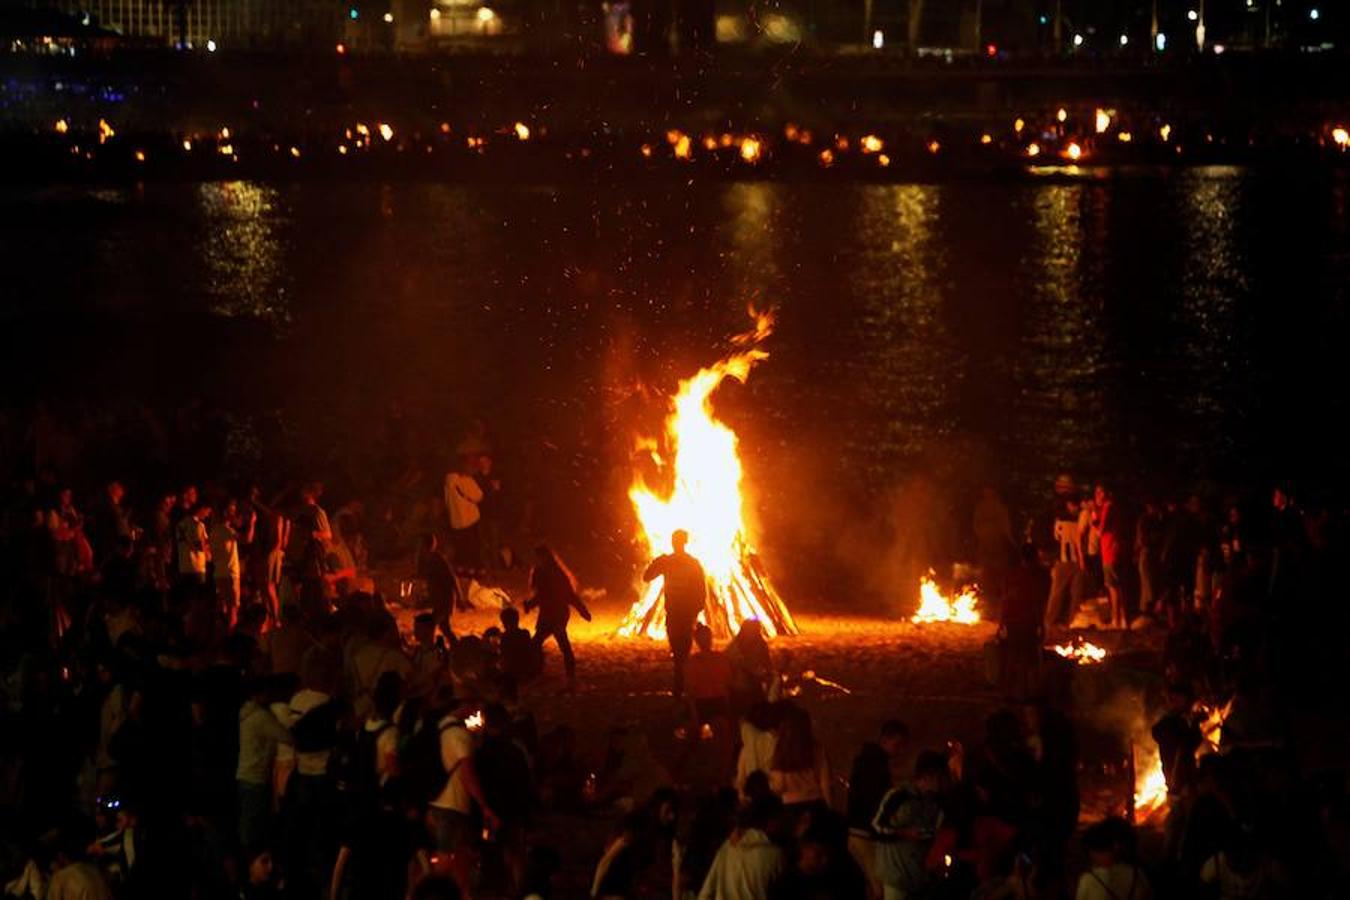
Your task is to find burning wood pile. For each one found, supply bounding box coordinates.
[618,312,798,641]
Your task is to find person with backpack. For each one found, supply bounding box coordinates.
[281,657,340,900]
[524,545,591,689]
[417,688,502,897]
[329,671,408,900]
[873,750,947,900]
[474,703,534,896]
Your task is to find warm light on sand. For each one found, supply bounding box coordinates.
[619,311,797,640]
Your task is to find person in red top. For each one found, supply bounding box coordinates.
[1094,484,1128,629]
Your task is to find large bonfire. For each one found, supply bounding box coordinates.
[618,311,798,641]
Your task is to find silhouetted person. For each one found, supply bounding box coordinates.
[417,532,460,644]
[524,545,590,687]
[643,529,707,696]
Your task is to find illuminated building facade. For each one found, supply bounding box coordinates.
[56,0,341,48]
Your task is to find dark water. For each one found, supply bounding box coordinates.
[3,173,1347,598]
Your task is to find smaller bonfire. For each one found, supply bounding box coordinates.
[911,573,981,625]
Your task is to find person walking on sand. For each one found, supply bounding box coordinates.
[644,529,707,697]
[524,545,591,689]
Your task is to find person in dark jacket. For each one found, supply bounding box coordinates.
[417,533,460,645]
[845,720,908,899]
[524,545,591,687]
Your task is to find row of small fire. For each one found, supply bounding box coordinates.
[38,114,1350,168]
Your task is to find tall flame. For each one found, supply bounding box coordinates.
[619,311,797,640]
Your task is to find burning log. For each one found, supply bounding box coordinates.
[619,311,799,641]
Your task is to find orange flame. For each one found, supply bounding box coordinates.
[1052,639,1107,664]
[619,311,797,640]
[1133,743,1168,823]
[912,573,980,624]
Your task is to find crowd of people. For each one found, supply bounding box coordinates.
[2,412,1349,900]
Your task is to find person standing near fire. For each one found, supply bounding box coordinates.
[643,529,707,697]
[444,454,485,577]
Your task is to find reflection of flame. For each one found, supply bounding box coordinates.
[619,311,798,641]
[1052,639,1107,664]
[1133,744,1168,822]
[912,574,980,624]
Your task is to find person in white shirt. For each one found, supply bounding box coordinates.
[428,695,500,896]
[444,456,485,575]
[210,500,255,629]
[175,502,212,584]
[1075,819,1152,900]
[697,796,786,900]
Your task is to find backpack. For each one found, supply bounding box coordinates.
[399,716,467,805]
[291,700,338,755]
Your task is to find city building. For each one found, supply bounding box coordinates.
[50,0,341,49]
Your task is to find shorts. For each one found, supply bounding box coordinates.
[429,807,475,854]
[1103,562,1120,589]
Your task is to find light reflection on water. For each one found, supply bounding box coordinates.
[1,173,1345,577]
[849,184,954,471]
[196,181,290,323]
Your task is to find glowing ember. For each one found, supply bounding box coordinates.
[912,573,980,625]
[739,137,762,163]
[1133,744,1168,823]
[860,134,884,154]
[514,122,531,141]
[1052,639,1107,664]
[1095,108,1112,134]
[818,149,834,167]
[619,311,798,641]
[1026,143,1041,158]
[55,118,69,134]
[378,123,394,142]
[1332,127,1349,148]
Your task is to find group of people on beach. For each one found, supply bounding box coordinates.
[2,400,1348,900]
